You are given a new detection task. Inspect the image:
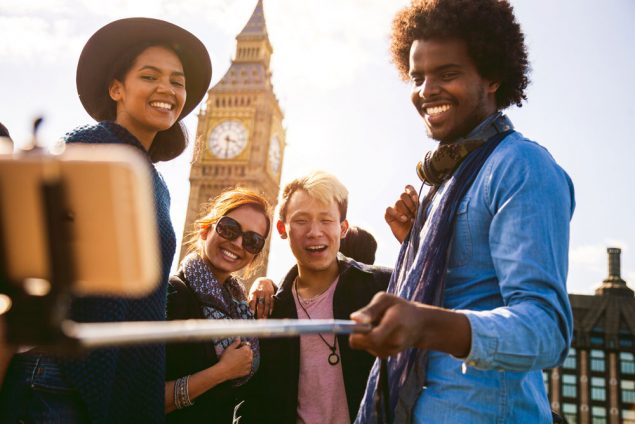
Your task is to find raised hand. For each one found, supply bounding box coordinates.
[248,277,276,318]
[385,184,419,243]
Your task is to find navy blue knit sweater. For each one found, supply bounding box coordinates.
[61,121,176,423]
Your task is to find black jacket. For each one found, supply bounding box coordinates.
[165,271,257,423]
[254,254,391,423]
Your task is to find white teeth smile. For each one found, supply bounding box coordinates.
[306,245,326,251]
[150,101,173,110]
[221,249,238,260]
[426,104,451,116]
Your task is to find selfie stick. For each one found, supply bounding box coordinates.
[0,119,370,351]
[64,319,372,349]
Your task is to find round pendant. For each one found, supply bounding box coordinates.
[328,352,340,366]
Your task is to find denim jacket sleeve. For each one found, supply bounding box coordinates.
[459,138,575,371]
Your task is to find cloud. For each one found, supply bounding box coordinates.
[0,0,408,88]
[0,0,242,64]
[267,0,408,93]
[0,16,82,63]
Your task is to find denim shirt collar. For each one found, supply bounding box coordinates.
[462,112,514,143]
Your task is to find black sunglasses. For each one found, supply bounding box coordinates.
[215,216,266,255]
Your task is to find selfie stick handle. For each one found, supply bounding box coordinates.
[1,167,75,348]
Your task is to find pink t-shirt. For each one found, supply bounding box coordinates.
[292,277,351,424]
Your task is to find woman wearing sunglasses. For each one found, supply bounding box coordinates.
[165,187,271,423]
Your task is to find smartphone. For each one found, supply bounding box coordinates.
[0,144,160,297]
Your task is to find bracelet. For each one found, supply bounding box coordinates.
[174,375,194,409]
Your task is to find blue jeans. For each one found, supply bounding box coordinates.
[0,353,89,423]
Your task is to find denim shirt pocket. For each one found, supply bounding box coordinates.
[448,197,472,268]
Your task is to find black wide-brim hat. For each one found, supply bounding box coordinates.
[77,17,212,121]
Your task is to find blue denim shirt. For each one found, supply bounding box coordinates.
[413,116,574,423]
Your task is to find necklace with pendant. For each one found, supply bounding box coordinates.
[294,278,340,366]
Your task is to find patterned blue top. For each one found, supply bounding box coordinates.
[413,117,575,423]
[62,121,176,423]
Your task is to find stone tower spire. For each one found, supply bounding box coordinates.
[180,0,286,285]
[238,0,267,38]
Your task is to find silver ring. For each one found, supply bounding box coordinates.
[257,297,265,304]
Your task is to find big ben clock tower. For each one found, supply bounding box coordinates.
[180,0,286,283]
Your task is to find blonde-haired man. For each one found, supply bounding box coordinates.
[255,171,391,424]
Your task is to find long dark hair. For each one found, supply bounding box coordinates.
[95,42,189,162]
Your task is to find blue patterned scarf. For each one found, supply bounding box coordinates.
[182,252,260,386]
[356,115,513,424]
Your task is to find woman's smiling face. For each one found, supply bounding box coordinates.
[109,45,186,147]
[201,205,268,283]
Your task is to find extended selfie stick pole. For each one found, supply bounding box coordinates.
[64,319,372,349]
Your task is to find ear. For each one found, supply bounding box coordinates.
[276,220,287,239]
[109,79,123,101]
[339,219,349,239]
[487,80,501,94]
[200,226,209,240]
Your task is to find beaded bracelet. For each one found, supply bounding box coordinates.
[174,375,194,409]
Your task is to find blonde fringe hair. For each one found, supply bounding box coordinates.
[278,171,349,223]
[184,187,272,279]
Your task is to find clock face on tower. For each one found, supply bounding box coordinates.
[208,120,248,159]
[268,135,281,174]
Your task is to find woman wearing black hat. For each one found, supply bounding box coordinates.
[0,18,211,423]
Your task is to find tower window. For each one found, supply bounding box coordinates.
[563,348,576,369]
[591,406,607,424]
[622,380,635,403]
[562,403,577,424]
[621,352,635,375]
[591,376,606,401]
[562,374,577,398]
[591,349,606,372]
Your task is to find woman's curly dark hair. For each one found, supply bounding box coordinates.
[390,0,530,109]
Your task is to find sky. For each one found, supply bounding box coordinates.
[1,0,634,295]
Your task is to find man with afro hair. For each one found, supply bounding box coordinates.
[350,1,574,422]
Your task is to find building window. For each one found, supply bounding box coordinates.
[562,403,577,424]
[591,377,606,401]
[563,347,577,369]
[591,406,607,424]
[619,323,634,348]
[562,374,577,398]
[621,352,635,375]
[591,349,606,372]
[543,371,550,395]
[622,380,635,404]
[591,333,604,346]
[623,409,635,424]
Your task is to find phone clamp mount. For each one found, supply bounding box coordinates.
[0,119,80,352]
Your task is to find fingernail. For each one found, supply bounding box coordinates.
[351,311,370,324]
